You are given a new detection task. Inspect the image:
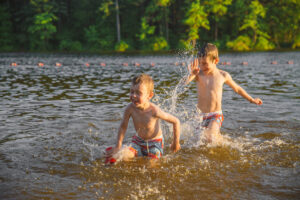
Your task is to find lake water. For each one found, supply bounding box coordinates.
[0,52,299,199]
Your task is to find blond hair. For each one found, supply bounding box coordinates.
[132,74,154,93]
[198,43,219,61]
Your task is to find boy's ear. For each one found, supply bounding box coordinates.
[214,58,219,64]
[149,92,154,99]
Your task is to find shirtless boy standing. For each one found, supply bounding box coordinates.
[106,74,180,163]
[186,43,263,143]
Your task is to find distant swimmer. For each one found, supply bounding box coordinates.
[38,62,44,67]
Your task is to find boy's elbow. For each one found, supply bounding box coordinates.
[119,123,128,132]
[235,89,241,94]
[174,118,180,127]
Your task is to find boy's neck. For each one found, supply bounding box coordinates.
[137,101,151,111]
[202,65,218,75]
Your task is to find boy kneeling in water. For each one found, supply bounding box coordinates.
[105,74,180,163]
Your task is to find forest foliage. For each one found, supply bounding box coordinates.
[0,0,299,53]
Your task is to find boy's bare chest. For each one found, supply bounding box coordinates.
[131,110,156,125]
[197,75,224,90]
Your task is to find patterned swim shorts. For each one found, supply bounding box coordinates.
[199,111,224,129]
[129,135,164,159]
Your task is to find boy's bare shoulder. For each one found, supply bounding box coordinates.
[219,69,231,79]
[149,102,162,115]
[125,103,134,112]
[149,102,160,111]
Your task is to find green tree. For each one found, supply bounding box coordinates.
[226,35,252,51]
[84,25,100,51]
[0,5,14,51]
[138,17,156,41]
[227,0,274,51]
[28,0,58,50]
[0,0,298,52]
[265,0,300,48]
[138,0,171,51]
[151,36,169,51]
[205,0,232,41]
[115,40,129,52]
[137,17,155,50]
[182,0,209,49]
[99,0,130,51]
[292,34,300,49]
[239,0,265,45]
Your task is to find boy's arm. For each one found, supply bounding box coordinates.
[107,105,131,156]
[224,72,263,105]
[116,105,132,148]
[185,74,197,85]
[155,107,181,152]
[185,58,200,85]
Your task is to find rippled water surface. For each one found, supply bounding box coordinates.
[0,52,299,199]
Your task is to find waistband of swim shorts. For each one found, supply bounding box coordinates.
[200,110,223,118]
[134,134,163,142]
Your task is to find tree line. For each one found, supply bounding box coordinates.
[0,0,299,53]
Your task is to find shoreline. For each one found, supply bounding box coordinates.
[0,48,299,56]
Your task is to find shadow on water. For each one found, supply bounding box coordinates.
[0,52,299,199]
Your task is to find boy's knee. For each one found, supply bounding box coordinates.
[207,120,221,131]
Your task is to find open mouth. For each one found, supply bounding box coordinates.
[132,99,139,105]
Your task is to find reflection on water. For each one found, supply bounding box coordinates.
[0,52,299,199]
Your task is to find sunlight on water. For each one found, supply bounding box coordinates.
[77,52,300,199]
[0,52,299,199]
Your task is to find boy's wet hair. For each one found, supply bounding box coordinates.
[198,43,219,61]
[132,74,154,93]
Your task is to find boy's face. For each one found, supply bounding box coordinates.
[130,83,153,108]
[199,56,218,73]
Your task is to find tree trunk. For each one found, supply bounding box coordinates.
[165,7,169,41]
[115,0,121,43]
[214,21,218,41]
[253,30,257,45]
[192,39,196,48]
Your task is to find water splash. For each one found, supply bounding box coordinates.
[108,145,134,164]
[82,128,102,161]
[153,53,258,152]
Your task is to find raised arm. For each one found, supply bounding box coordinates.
[155,107,181,153]
[224,72,263,105]
[185,58,200,85]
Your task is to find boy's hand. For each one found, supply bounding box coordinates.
[188,58,200,75]
[185,58,200,85]
[105,146,120,157]
[170,141,181,153]
[252,98,263,105]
